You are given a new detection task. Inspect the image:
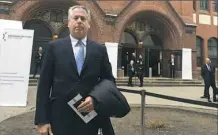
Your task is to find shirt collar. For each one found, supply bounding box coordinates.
[69,34,87,47]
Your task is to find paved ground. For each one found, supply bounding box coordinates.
[0,106,217,135]
[0,86,217,123]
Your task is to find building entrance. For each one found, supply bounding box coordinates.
[144,48,162,77]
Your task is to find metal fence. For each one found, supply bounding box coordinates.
[99,88,218,135]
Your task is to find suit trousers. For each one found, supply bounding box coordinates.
[170,65,175,78]
[204,79,217,100]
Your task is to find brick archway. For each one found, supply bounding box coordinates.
[114,1,183,49]
[10,1,103,41]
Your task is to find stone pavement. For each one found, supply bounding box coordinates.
[0,86,217,123]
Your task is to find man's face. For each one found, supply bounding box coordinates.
[68,8,90,39]
[171,54,174,58]
[39,47,42,52]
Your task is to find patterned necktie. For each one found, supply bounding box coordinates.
[75,40,85,75]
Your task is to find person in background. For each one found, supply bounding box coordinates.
[128,60,135,87]
[168,53,176,78]
[136,54,144,87]
[33,46,43,78]
[201,58,217,102]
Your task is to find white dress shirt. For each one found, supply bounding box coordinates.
[171,58,174,65]
[206,64,211,71]
[69,34,87,58]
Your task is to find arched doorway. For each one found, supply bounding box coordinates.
[120,30,138,76]
[23,19,53,75]
[118,10,180,78]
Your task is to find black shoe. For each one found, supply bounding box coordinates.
[200,96,207,98]
[208,99,212,102]
[213,99,217,102]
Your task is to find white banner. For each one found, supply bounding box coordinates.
[182,48,192,80]
[0,29,34,106]
[105,42,118,78]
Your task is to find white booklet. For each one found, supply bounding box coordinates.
[67,94,98,123]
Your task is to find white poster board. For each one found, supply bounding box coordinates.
[105,42,118,78]
[182,48,192,80]
[0,29,34,106]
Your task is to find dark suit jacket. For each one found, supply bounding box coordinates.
[128,64,135,77]
[136,58,144,75]
[35,51,43,64]
[168,58,176,67]
[34,36,115,135]
[201,63,215,85]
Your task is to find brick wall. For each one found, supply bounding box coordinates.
[0,0,217,79]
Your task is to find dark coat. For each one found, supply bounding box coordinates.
[89,79,130,118]
[34,36,115,135]
[136,58,144,76]
[128,64,135,77]
[35,51,43,64]
[201,63,216,85]
[89,79,131,135]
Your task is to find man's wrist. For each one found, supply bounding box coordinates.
[91,96,99,110]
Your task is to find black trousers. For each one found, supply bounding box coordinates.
[128,76,133,86]
[138,73,144,86]
[33,62,41,77]
[170,65,175,78]
[204,80,217,100]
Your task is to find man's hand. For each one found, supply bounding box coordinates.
[37,124,53,135]
[77,96,94,113]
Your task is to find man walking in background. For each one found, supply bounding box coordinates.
[201,58,217,102]
[168,53,176,78]
[136,54,144,87]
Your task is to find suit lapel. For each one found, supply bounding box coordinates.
[65,36,79,77]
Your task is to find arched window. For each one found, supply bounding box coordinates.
[196,36,203,67]
[200,0,209,11]
[208,38,218,67]
[193,0,196,11]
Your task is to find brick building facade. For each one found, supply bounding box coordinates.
[0,0,217,79]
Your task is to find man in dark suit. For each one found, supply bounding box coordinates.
[33,46,43,78]
[136,54,144,87]
[168,54,176,78]
[35,5,115,135]
[201,58,217,102]
[128,60,135,87]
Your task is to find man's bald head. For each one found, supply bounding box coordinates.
[205,58,211,64]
